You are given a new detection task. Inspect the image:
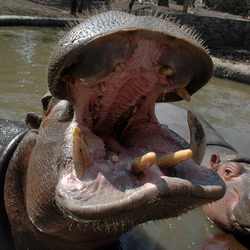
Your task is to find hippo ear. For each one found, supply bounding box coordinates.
[25,112,42,129]
[41,91,53,112]
[209,154,221,171]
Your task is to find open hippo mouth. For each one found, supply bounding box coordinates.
[42,11,224,232]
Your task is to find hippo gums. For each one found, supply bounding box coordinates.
[2,11,225,250]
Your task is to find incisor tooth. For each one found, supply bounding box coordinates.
[159,66,175,76]
[157,149,193,168]
[79,78,89,86]
[72,127,91,178]
[177,88,191,102]
[131,152,157,174]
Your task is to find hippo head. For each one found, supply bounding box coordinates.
[5,11,225,250]
[204,154,250,235]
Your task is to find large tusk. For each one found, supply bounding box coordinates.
[187,111,206,165]
[131,152,157,174]
[158,149,193,168]
[72,127,91,178]
[177,88,191,102]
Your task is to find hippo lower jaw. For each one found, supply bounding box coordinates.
[55,135,224,235]
[56,163,223,224]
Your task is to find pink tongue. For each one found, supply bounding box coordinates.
[95,77,152,132]
[90,38,176,133]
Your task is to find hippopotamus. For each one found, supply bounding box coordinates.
[156,104,250,239]
[1,10,225,250]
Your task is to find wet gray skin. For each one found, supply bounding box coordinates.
[3,11,225,250]
[158,104,250,236]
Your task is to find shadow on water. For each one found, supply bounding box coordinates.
[0,27,250,250]
[119,209,221,250]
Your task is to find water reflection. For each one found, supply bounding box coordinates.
[0,27,60,120]
[0,27,249,250]
[16,30,35,64]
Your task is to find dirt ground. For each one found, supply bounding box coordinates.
[0,0,71,17]
[0,0,249,64]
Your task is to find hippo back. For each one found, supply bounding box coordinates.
[0,119,26,250]
[0,119,26,156]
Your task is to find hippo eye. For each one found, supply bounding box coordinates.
[220,163,243,180]
[224,168,233,176]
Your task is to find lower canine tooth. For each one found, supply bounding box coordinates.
[131,152,157,174]
[177,88,191,102]
[72,127,91,178]
[157,149,193,168]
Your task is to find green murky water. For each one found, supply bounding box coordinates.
[0,27,249,249]
[179,78,250,156]
[0,27,61,120]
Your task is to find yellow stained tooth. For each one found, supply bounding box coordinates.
[177,88,191,102]
[159,66,174,76]
[157,149,193,168]
[132,152,157,174]
[72,127,91,178]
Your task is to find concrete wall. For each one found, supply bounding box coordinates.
[167,13,250,50]
[204,0,250,15]
[29,0,71,7]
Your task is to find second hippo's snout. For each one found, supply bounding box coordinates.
[231,167,250,233]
